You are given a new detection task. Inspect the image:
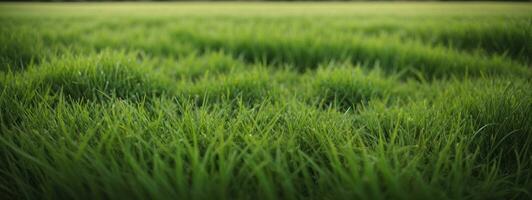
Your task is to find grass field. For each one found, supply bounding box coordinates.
[1,2,531,199]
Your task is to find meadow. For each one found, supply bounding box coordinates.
[1,2,531,199]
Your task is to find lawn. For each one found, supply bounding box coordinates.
[0,2,531,199]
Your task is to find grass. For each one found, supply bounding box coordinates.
[0,2,531,200]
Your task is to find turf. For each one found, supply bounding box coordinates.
[0,2,531,200]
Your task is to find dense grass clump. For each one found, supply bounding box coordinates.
[0,30,45,71]
[169,51,245,80]
[21,52,172,102]
[443,80,532,170]
[182,68,276,106]
[1,2,531,200]
[310,66,403,110]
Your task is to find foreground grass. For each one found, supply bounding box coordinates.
[1,2,531,200]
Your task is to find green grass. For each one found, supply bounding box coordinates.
[1,2,531,200]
